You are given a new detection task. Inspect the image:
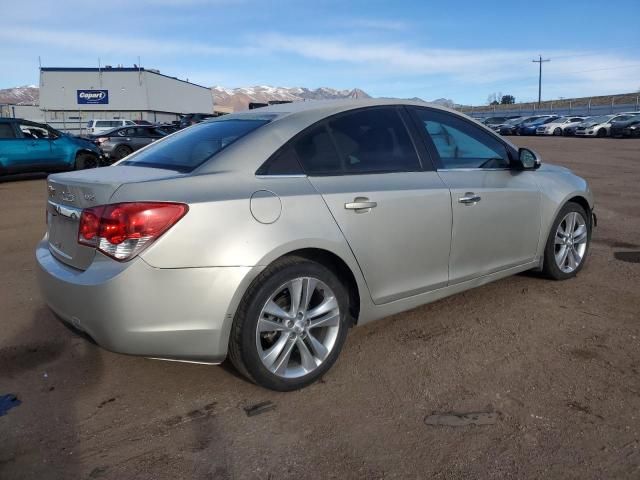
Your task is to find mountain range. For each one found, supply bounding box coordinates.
[1,84,455,111]
[212,86,371,111]
[0,85,39,105]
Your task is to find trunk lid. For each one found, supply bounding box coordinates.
[46,166,184,270]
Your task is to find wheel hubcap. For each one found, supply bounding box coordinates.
[256,277,340,379]
[554,211,588,273]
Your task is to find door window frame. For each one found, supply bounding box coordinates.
[256,105,438,177]
[406,106,519,172]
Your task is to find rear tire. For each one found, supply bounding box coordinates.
[113,145,133,160]
[75,152,99,170]
[542,202,591,280]
[228,256,350,391]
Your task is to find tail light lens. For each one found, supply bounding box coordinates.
[78,202,188,261]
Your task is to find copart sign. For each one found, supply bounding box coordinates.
[77,90,109,105]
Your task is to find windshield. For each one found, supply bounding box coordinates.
[586,115,614,124]
[612,115,637,122]
[550,117,568,123]
[505,117,523,125]
[119,117,272,172]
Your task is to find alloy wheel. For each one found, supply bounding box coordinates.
[554,211,588,273]
[256,277,340,379]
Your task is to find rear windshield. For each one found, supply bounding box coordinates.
[119,118,271,172]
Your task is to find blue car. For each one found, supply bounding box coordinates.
[518,116,559,136]
[0,118,101,175]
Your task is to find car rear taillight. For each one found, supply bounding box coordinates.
[78,202,188,261]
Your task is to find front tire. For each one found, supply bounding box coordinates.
[597,128,607,138]
[554,127,562,136]
[75,152,99,170]
[113,145,133,160]
[228,257,350,391]
[542,202,591,280]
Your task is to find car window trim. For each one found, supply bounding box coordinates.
[256,105,433,177]
[406,105,518,171]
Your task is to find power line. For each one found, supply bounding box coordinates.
[560,63,640,74]
[532,55,550,106]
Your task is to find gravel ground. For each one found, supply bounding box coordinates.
[1,137,639,479]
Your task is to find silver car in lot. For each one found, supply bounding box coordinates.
[36,99,595,391]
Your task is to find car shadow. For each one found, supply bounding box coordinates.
[0,306,103,479]
[0,172,48,183]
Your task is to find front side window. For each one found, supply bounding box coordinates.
[412,108,510,170]
[119,118,270,172]
[19,122,50,139]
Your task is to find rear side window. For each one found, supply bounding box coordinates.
[328,108,421,174]
[292,108,421,176]
[293,125,342,175]
[258,146,303,175]
[119,118,270,172]
[0,123,16,139]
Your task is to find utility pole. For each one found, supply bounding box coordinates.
[532,55,550,107]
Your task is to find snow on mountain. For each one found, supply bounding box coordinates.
[212,85,371,111]
[0,85,39,105]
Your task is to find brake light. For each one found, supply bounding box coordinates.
[78,202,188,261]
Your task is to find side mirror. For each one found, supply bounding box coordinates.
[517,147,541,170]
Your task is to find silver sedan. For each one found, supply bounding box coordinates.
[36,99,594,391]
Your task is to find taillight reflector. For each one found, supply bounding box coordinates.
[78,202,188,261]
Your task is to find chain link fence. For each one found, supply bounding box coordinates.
[457,93,640,118]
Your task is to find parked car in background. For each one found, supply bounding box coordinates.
[519,116,559,136]
[179,113,216,129]
[0,118,101,174]
[481,116,520,127]
[132,119,154,126]
[490,116,523,133]
[36,99,595,391]
[536,117,586,136]
[573,114,639,137]
[609,114,640,138]
[92,125,170,161]
[499,116,545,135]
[86,119,136,135]
[622,122,640,138]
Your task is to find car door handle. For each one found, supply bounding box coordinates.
[458,192,482,205]
[345,197,377,213]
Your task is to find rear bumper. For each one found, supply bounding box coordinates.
[36,237,255,363]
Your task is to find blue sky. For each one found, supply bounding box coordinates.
[1,0,639,105]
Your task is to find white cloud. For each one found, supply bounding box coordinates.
[338,18,409,31]
[259,33,640,92]
[0,27,258,57]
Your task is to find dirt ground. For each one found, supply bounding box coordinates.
[1,137,639,479]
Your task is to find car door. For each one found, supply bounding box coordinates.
[16,122,54,170]
[408,107,541,285]
[0,121,25,172]
[294,106,452,304]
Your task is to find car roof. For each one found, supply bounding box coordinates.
[197,98,519,175]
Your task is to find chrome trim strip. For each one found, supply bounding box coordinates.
[437,168,512,172]
[48,200,83,220]
[255,174,308,179]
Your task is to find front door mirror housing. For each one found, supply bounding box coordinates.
[516,147,541,170]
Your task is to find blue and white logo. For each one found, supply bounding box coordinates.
[77,90,109,105]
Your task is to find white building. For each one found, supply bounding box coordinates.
[39,67,213,133]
